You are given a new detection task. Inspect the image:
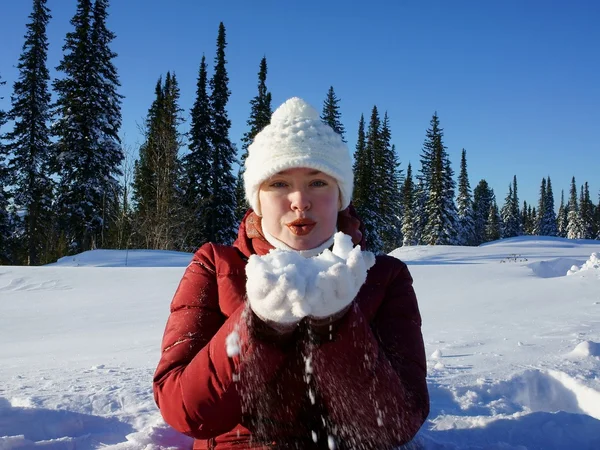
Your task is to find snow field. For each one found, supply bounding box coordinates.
[1,236,599,449]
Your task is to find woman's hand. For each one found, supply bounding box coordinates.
[245,232,375,330]
[305,232,376,319]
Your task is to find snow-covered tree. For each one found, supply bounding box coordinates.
[541,177,557,236]
[4,0,54,265]
[378,113,403,252]
[320,86,345,142]
[52,0,123,252]
[501,176,521,239]
[556,190,568,238]
[207,23,237,245]
[566,177,584,239]
[352,114,367,208]
[132,73,183,250]
[0,73,11,262]
[421,112,457,245]
[236,56,272,222]
[456,149,475,245]
[580,182,594,239]
[594,192,600,240]
[473,179,494,245]
[401,163,417,246]
[485,201,501,242]
[357,106,383,253]
[181,55,212,250]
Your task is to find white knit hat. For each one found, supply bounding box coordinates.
[244,97,353,217]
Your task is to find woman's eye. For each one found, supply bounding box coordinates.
[311,180,327,187]
[270,181,287,188]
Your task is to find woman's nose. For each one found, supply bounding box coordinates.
[290,188,311,211]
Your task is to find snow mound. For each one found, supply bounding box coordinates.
[49,249,192,268]
[527,258,584,278]
[567,252,600,276]
[569,341,600,358]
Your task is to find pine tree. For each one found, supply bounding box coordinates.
[485,201,501,242]
[0,73,11,262]
[473,179,494,244]
[3,0,54,265]
[378,113,403,251]
[501,184,516,238]
[456,149,475,245]
[533,178,546,235]
[401,163,417,246]
[566,176,584,239]
[413,179,427,245]
[89,0,124,245]
[352,114,367,209]
[542,176,557,236]
[236,56,272,221]
[580,182,594,239]
[320,86,346,142]
[556,190,568,237]
[207,22,237,245]
[357,106,383,253]
[421,113,457,245]
[594,192,600,240]
[511,176,521,234]
[52,0,123,253]
[132,73,183,249]
[182,55,212,250]
[521,201,530,235]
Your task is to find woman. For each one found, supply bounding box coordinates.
[153,97,429,449]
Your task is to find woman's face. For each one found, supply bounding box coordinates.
[259,167,340,250]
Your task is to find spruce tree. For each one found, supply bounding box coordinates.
[352,114,367,210]
[378,114,403,251]
[521,201,529,235]
[358,106,382,253]
[132,73,183,249]
[556,190,568,238]
[207,22,237,245]
[580,182,594,239]
[485,201,501,242]
[3,0,54,265]
[473,179,494,244]
[533,178,546,235]
[500,184,516,238]
[182,55,212,249]
[401,163,417,246]
[456,149,475,245]
[511,176,521,234]
[236,56,272,221]
[320,86,346,142]
[594,192,600,240]
[413,180,427,245]
[89,0,124,246]
[421,113,457,245]
[0,74,11,262]
[52,0,123,252]
[566,176,584,239]
[542,176,557,236]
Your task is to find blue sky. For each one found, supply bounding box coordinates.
[1,0,598,208]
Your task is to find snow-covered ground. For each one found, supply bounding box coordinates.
[1,237,599,449]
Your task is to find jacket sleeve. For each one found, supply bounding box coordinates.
[310,258,429,447]
[153,244,290,439]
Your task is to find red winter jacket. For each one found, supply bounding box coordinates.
[153,209,429,450]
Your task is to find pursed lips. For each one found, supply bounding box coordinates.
[286,218,316,236]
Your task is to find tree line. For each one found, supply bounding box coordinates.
[1,0,599,265]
